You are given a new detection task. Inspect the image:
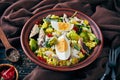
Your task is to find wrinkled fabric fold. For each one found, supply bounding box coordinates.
[0,0,120,80]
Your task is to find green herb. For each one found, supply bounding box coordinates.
[45,40,51,48]
[94,38,100,44]
[74,44,80,51]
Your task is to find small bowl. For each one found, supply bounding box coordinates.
[21,8,103,71]
[0,64,18,80]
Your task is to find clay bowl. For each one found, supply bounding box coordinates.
[20,8,103,71]
[0,64,18,80]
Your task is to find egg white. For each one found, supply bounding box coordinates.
[51,20,74,31]
[55,34,71,60]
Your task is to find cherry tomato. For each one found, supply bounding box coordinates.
[73,26,79,32]
[38,56,46,62]
[35,21,40,25]
[47,33,53,37]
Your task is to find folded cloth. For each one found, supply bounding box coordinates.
[23,66,74,80]
[0,0,120,80]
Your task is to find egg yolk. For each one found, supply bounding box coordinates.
[58,22,70,31]
[56,38,68,52]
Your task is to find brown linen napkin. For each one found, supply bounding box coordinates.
[23,66,74,80]
[0,0,120,80]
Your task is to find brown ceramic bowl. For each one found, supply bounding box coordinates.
[0,64,18,80]
[20,8,103,71]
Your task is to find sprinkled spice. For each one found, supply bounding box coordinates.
[7,50,20,62]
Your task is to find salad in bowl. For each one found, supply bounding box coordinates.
[29,13,99,66]
[21,8,103,71]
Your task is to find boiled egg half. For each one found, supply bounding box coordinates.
[55,34,71,60]
[51,21,74,31]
